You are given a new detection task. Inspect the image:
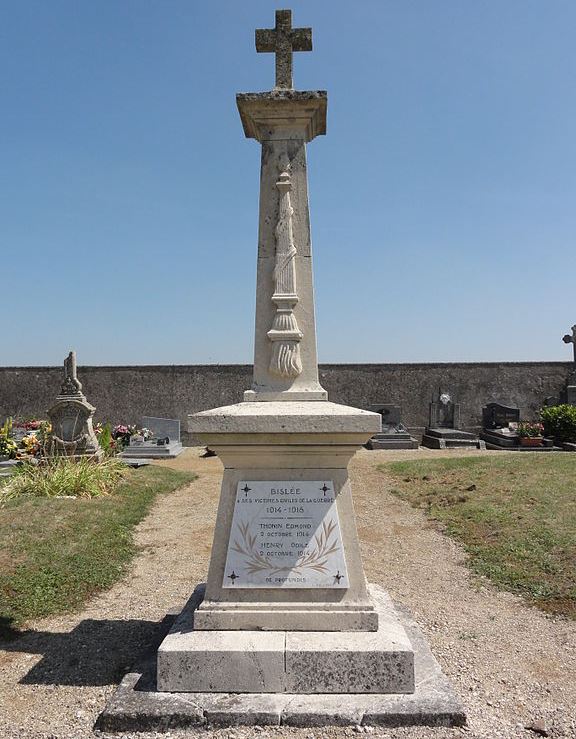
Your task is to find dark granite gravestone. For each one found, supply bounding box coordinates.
[365,404,418,450]
[421,390,484,450]
[479,402,521,449]
[479,402,555,451]
[482,402,520,429]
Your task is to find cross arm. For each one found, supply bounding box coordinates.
[291,28,312,51]
[255,29,276,52]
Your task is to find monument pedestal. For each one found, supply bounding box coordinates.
[152,393,420,698]
[154,400,424,696]
[183,401,381,635]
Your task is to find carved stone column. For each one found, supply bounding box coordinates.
[238,91,328,401]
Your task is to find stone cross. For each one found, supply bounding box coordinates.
[562,325,576,365]
[255,9,312,90]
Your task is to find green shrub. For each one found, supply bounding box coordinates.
[96,422,118,457]
[0,457,128,503]
[540,404,576,443]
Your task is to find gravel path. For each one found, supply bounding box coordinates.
[0,447,574,739]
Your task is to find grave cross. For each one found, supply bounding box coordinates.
[562,324,576,365]
[255,9,312,90]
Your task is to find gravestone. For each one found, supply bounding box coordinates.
[482,402,520,429]
[46,351,102,460]
[422,389,484,449]
[479,402,520,449]
[562,325,576,405]
[365,404,418,450]
[480,402,554,451]
[119,416,183,459]
[99,9,464,729]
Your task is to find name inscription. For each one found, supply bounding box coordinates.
[222,481,348,589]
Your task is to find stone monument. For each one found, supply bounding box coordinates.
[562,325,576,405]
[421,389,484,449]
[46,351,102,460]
[98,10,464,729]
[365,404,419,450]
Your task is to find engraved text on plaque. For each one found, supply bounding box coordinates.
[223,481,348,588]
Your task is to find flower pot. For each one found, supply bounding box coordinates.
[519,436,543,447]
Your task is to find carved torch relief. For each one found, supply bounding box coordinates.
[267,152,303,378]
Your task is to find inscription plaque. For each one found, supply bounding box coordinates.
[223,481,348,589]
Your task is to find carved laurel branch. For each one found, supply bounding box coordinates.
[267,152,303,378]
[231,518,341,577]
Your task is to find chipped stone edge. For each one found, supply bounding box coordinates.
[95,589,466,731]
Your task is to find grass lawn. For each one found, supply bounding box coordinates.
[0,465,196,637]
[380,454,576,619]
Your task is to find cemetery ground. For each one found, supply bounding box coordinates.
[0,449,574,739]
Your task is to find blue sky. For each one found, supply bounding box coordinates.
[2,1,575,366]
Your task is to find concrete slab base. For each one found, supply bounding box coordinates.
[119,442,183,459]
[157,586,414,694]
[421,429,485,450]
[119,458,154,467]
[366,436,419,450]
[96,590,465,731]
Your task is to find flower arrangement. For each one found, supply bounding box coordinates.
[0,418,18,459]
[13,419,43,432]
[20,434,40,456]
[516,421,544,438]
[111,424,154,446]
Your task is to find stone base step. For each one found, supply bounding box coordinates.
[157,585,413,694]
[96,586,465,730]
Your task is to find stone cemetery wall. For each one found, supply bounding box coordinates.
[0,362,571,446]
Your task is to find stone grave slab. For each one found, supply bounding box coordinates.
[119,416,183,458]
[479,402,556,451]
[365,404,418,450]
[422,391,484,450]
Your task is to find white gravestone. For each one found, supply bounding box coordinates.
[224,481,347,589]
